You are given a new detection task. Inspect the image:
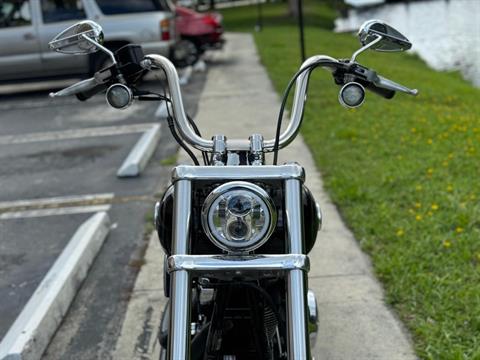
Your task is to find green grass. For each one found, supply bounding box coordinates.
[221,2,480,359]
[160,153,178,166]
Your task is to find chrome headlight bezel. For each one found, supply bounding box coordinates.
[201,181,277,253]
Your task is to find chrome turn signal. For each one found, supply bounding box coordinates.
[338,82,365,108]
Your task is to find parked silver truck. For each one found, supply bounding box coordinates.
[0,0,177,82]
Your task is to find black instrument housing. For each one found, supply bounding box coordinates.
[333,60,396,99]
[115,44,146,84]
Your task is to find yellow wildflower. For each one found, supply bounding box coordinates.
[431,204,439,211]
[456,227,464,233]
[443,240,451,248]
[415,202,422,208]
[416,214,423,221]
[396,229,404,237]
[447,184,453,192]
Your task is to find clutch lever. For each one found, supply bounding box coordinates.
[49,77,100,98]
[49,67,113,98]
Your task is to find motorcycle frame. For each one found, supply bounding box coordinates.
[166,164,311,359]
[47,19,418,360]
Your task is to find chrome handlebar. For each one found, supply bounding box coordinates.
[264,55,340,151]
[145,54,340,153]
[49,53,415,153]
[145,54,214,151]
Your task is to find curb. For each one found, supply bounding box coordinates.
[117,124,161,178]
[193,59,207,73]
[178,66,192,86]
[0,212,111,360]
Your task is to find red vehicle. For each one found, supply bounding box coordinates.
[173,6,225,67]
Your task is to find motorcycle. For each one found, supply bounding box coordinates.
[48,19,417,359]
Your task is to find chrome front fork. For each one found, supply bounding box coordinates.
[285,179,311,359]
[168,180,192,359]
[167,174,311,359]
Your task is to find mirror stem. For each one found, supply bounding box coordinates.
[82,34,117,67]
[351,35,383,62]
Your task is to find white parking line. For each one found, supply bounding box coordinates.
[0,79,81,96]
[0,205,111,220]
[117,124,161,178]
[0,193,114,210]
[0,212,111,360]
[0,123,156,145]
[0,193,114,219]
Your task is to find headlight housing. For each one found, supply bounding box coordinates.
[201,181,277,253]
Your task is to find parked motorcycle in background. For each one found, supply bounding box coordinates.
[48,19,417,359]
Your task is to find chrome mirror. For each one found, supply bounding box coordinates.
[358,20,412,52]
[49,20,104,54]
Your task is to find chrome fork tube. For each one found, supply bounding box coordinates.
[168,180,192,360]
[285,179,310,359]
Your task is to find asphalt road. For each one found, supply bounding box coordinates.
[0,70,206,358]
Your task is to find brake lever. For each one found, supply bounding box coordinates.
[333,61,418,97]
[374,75,418,96]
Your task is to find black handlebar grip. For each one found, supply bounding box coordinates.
[365,83,396,99]
[75,83,108,101]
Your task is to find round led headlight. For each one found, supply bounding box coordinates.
[201,181,277,253]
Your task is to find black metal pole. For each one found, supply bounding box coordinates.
[297,0,306,62]
[255,0,263,32]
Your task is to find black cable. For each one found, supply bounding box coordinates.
[187,114,210,165]
[137,90,204,140]
[167,115,200,165]
[156,70,210,165]
[159,71,201,166]
[272,60,338,165]
[164,95,200,165]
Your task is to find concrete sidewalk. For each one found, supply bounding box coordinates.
[115,33,417,359]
